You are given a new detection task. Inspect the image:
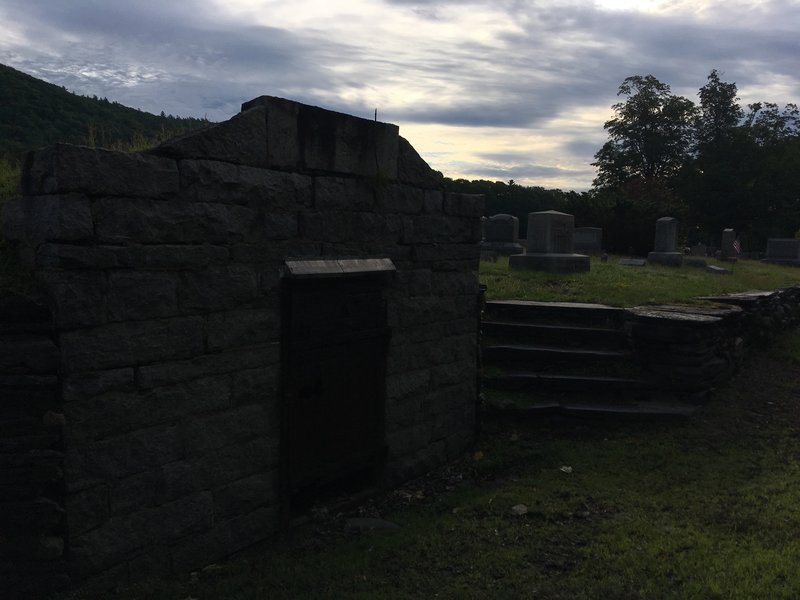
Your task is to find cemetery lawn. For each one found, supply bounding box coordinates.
[76,329,800,600]
[481,255,800,306]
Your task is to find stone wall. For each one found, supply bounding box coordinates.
[626,287,800,396]
[0,293,68,597]
[1,95,483,589]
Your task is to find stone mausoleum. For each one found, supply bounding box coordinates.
[1,95,483,594]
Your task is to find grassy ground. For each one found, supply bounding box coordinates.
[481,255,800,306]
[66,328,800,600]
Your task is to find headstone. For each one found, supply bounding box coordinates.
[720,229,737,260]
[647,217,683,266]
[764,238,800,265]
[574,227,603,255]
[527,210,574,254]
[689,244,707,257]
[509,210,590,273]
[480,213,525,256]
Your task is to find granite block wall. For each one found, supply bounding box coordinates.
[2,95,483,588]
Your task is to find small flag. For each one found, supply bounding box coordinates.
[732,239,742,255]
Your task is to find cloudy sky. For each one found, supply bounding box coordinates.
[1,0,799,191]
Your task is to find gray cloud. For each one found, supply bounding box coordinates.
[1,0,798,190]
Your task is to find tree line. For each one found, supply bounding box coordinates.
[0,63,209,162]
[447,70,800,254]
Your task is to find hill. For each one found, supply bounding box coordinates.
[0,63,210,160]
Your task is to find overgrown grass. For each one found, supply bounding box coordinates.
[65,328,800,600]
[481,255,800,306]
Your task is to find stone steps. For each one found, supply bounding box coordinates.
[483,388,698,417]
[481,299,697,417]
[484,299,625,328]
[482,320,628,349]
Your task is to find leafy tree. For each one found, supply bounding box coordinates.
[695,69,743,149]
[592,75,699,188]
[744,102,800,146]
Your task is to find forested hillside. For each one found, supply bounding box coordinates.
[0,63,210,160]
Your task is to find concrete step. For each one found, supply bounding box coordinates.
[482,320,628,350]
[483,388,700,418]
[483,372,649,393]
[482,344,632,368]
[484,300,625,328]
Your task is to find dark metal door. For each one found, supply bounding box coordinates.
[281,274,389,511]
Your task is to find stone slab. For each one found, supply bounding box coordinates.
[241,95,399,178]
[647,251,683,266]
[706,265,732,275]
[618,258,646,266]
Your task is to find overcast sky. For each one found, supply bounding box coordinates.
[2,0,799,191]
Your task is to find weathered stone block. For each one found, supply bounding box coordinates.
[386,368,430,401]
[212,471,278,520]
[152,107,268,168]
[386,394,424,429]
[65,424,182,481]
[301,211,399,244]
[36,270,107,329]
[178,266,258,312]
[63,368,135,402]
[411,244,480,267]
[379,183,425,214]
[241,96,399,178]
[181,404,270,456]
[108,271,178,322]
[137,346,276,389]
[397,136,442,188]
[2,194,93,244]
[443,192,484,218]
[60,316,205,372]
[23,144,178,198]
[132,245,229,270]
[430,362,473,387]
[93,198,256,245]
[65,375,232,442]
[386,422,432,460]
[109,470,159,516]
[180,160,313,207]
[231,364,280,405]
[206,308,279,350]
[65,486,109,535]
[70,492,213,576]
[423,190,443,214]
[35,243,134,270]
[160,437,278,501]
[170,505,278,573]
[261,212,298,240]
[315,176,376,211]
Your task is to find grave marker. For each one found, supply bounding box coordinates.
[509,210,590,273]
[647,217,683,266]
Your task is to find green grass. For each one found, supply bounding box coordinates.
[65,329,800,600]
[481,255,800,306]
